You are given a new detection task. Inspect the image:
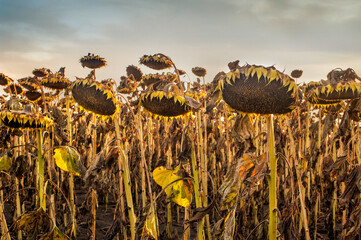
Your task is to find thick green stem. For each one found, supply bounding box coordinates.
[267,115,277,240]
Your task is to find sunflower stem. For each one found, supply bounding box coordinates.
[267,114,277,240]
[115,112,136,240]
[66,91,77,238]
[189,127,204,240]
[37,129,46,211]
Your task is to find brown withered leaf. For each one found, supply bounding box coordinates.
[14,208,52,239]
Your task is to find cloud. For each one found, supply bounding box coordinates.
[0,0,360,83]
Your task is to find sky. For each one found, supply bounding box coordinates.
[1,0,361,85]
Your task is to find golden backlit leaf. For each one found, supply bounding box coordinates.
[53,146,84,176]
[152,165,193,207]
[0,151,11,171]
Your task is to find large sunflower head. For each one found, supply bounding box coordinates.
[139,84,201,118]
[72,78,117,117]
[80,53,107,69]
[32,68,50,78]
[139,54,173,70]
[139,91,192,117]
[306,68,361,106]
[18,77,40,91]
[192,67,207,77]
[0,73,12,86]
[217,64,298,115]
[126,65,143,82]
[0,99,53,129]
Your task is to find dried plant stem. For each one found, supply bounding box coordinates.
[137,114,147,209]
[37,129,46,211]
[190,127,204,240]
[91,188,98,240]
[13,136,22,240]
[115,112,136,240]
[267,114,277,240]
[296,167,311,240]
[91,115,98,240]
[66,92,77,238]
[164,119,173,238]
[0,179,11,240]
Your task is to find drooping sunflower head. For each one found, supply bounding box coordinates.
[305,68,361,106]
[117,76,138,94]
[18,77,40,91]
[139,54,173,70]
[139,91,193,117]
[80,53,107,69]
[0,99,53,129]
[126,65,143,82]
[25,90,42,102]
[0,73,12,86]
[4,83,23,95]
[32,68,50,78]
[41,75,71,90]
[192,67,207,77]
[142,73,177,90]
[72,78,117,117]
[217,64,298,115]
[291,69,303,79]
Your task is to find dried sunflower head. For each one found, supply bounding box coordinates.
[139,54,173,70]
[217,64,298,115]
[25,90,42,102]
[291,69,303,78]
[117,76,138,94]
[306,73,361,106]
[0,73,12,86]
[192,67,207,77]
[139,84,201,117]
[32,68,50,78]
[139,91,192,117]
[18,77,40,91]
[41,75,71,90]
[0,101,53,129]
[80,53,107,69]
[142,73,177,89]
[126,65,143,82]
[4,83,23,95]
[72,78,117,117]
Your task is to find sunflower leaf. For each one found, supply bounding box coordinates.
[53,146,85,176]
[153,165,193,207]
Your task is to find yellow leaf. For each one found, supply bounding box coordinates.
[53,146,83,176]
[153,165,193,207]
[0,151,11,172]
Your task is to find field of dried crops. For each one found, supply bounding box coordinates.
[1,54,361,240]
